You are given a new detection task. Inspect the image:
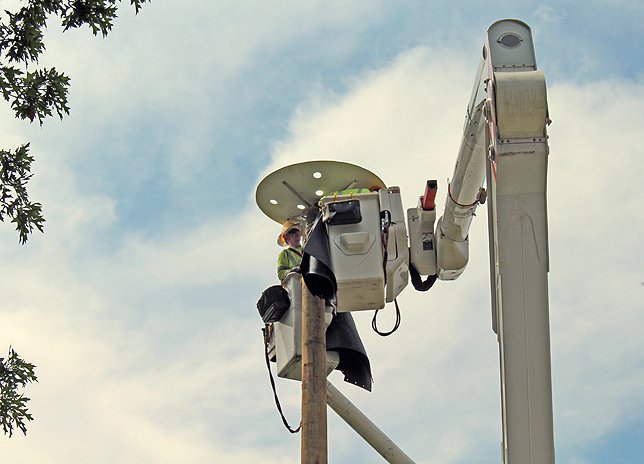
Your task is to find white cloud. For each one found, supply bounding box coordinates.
[534,5,565,24]
[36,2,387,141]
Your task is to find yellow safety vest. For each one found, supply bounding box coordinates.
[277,246,303,281]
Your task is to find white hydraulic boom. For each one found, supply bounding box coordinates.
[409,18,554,464]
[484,20,554,464]
[430,19,554,463]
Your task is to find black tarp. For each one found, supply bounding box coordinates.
[326,312,372,391]
[301,215,336,299]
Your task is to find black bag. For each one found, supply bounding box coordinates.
[257,285,290,323]
[323,200,362,225]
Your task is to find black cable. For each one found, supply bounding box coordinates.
[262,326,301,434]
[409,263,437,292]
[372,298,401,336]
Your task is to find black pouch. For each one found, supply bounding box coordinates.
[257,285,290,323]
[323,200,362,225]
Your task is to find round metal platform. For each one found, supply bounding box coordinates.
[255,160,386,224]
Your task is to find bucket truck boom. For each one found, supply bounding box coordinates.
[484,20,554,464]
[426,19,554,463]
[409,18,554,464]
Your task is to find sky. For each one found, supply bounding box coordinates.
[1,1,643,463]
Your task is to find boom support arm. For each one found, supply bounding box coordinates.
[434,98,487,280]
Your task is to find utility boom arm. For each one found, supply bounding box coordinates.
[434,97,487,280]
[410,19,555,463]
[484,20,554,464]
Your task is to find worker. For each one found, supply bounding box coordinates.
[277,220,303,282]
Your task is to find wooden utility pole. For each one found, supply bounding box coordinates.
[301,280,327,464]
